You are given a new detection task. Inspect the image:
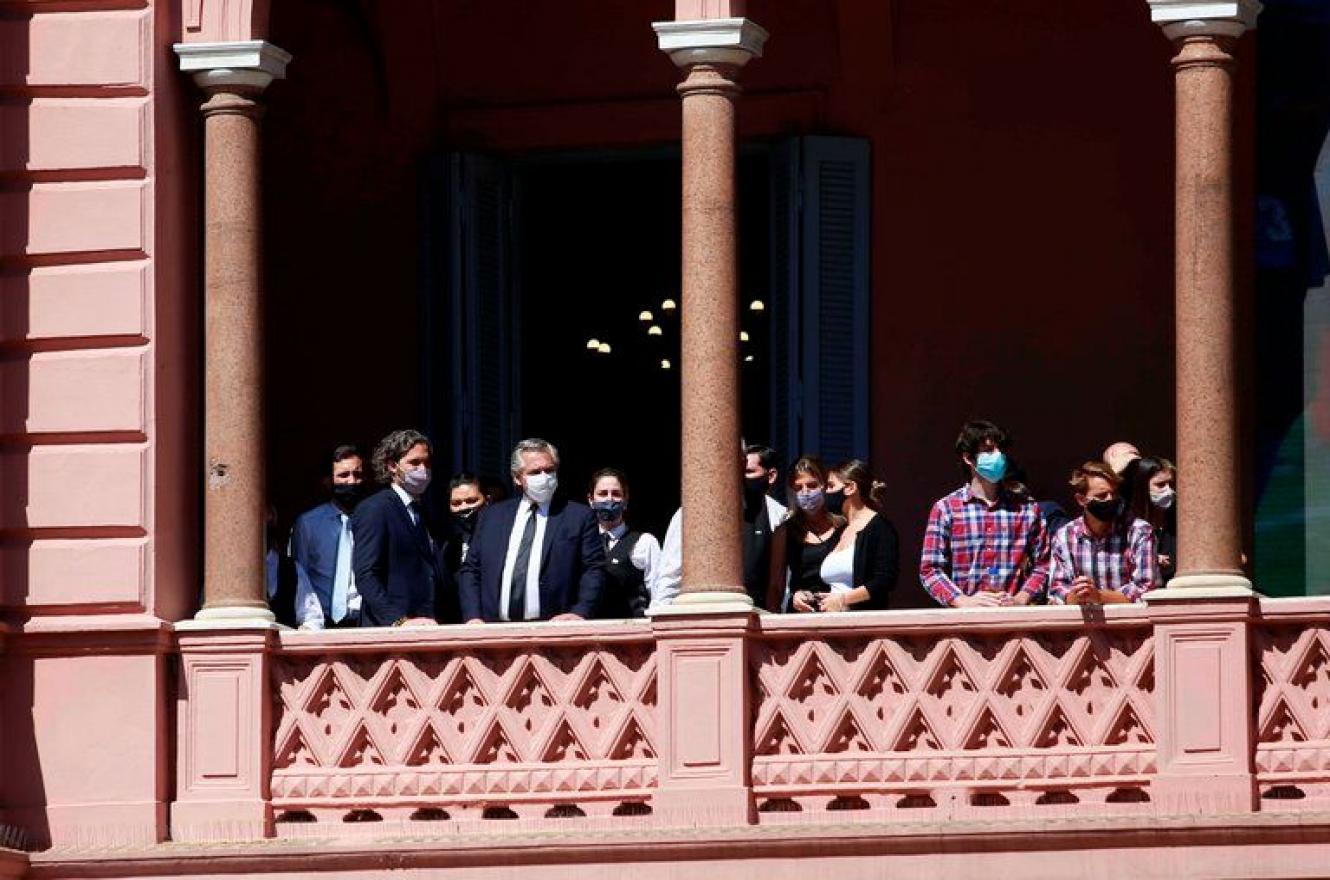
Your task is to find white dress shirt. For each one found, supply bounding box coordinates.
[392,483,422,525]
[499,498,549,621]
[652,495,787,611]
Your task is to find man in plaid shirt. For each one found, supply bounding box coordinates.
[919,420,1050,607]
[1048,460,1159,603]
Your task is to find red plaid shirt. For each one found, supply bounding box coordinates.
[919,485,1050,606]
[1048,515,1159,603]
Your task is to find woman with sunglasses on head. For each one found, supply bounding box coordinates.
[794,459,899,612]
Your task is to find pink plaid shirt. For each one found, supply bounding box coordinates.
[1048,515,1159,603]
[919,485,1050,606]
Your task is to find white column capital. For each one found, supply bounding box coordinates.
[653,17,768,68]
[1147,1,1262,39]
[173,40,292,91]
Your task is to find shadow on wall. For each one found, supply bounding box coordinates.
[0,10,46,850]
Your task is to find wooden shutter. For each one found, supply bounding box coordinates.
[439,154,518,480]
[769,137,871,465]
[768,140,802,469]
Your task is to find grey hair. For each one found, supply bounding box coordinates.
[510,438,560,476]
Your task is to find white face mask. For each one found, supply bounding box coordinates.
[524,472,558,505]
[400,465,431,496]
[1150,486,1176,510]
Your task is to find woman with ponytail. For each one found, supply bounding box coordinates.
[792,459,899,612]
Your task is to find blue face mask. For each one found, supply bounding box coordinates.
[975,450,1008,483]
[592,499,625,524]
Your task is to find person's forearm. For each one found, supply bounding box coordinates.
[845,586,872,607]
[920,565,960,606]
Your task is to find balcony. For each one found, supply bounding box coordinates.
[162,594,1330,850]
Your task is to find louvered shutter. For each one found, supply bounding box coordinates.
[769,137,871,465]
[768,140,802,469]
[442,154,518,480]
[801,137,870,464]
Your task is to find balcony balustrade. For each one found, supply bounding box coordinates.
[171,596,1330,843]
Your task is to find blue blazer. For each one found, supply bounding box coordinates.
[458,497,606,622]
[289,501,345,619]
[350,488,440,626]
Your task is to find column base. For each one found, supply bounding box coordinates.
[1146,573,1258,602]
[1151,773,1257,815]
[653,785,755,827]
[650,591,755,617]
[170,799,271,843]
[180,605,282,630]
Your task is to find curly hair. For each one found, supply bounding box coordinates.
[371,429,432,484]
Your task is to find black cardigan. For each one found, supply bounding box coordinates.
[851,513,900,610]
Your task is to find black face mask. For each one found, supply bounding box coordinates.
[332,482,367,510]
[1085,497,1121,523]
[824,490,846,517]
[744,475,769,508]
[451,507,479,538]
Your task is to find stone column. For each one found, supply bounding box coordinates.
[1144,0,1262,815]
[1147,1,1259,594]
[654,17,767,606]
[174,42,290,622]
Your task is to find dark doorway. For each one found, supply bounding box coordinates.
[514,151,772,539]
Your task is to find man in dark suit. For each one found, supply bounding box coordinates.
[459,438,605,623]
[351,429,441,627]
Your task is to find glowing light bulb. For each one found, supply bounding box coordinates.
[586,338,600,350]
[648,325,663,336]
[661,299,677,311]
[739,331,750,342]
[598,343,612,354]
[638,310,654,322]
[660,359,672,370]
[749,299,765,312]
[744,355,755,363]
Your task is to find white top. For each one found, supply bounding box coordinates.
[819,545,855,594]
[499,499,549,621]
[652,495,788,610]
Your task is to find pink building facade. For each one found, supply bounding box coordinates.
[2,0,1330,876]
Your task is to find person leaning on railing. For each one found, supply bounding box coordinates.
[1129,456,1177,584]
[919,420,1050,608]
[1047,460,1160,605]
[788,459,899,612]
[772,455,844,612]
[587,467,661,618]
[350,430,442,628]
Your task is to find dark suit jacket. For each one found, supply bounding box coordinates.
[350,487,440,626]
[458,497,606,621]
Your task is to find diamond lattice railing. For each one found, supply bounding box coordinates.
[1253,615,1330,807]
[749,614,1156,818]
[270,632,658,824]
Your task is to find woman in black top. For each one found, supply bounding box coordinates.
[775,457,845,611]
[803,459,899,612]
[1130,456,1178,584]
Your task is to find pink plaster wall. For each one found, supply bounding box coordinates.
[0,0,196,849]
[0,0,195,619]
